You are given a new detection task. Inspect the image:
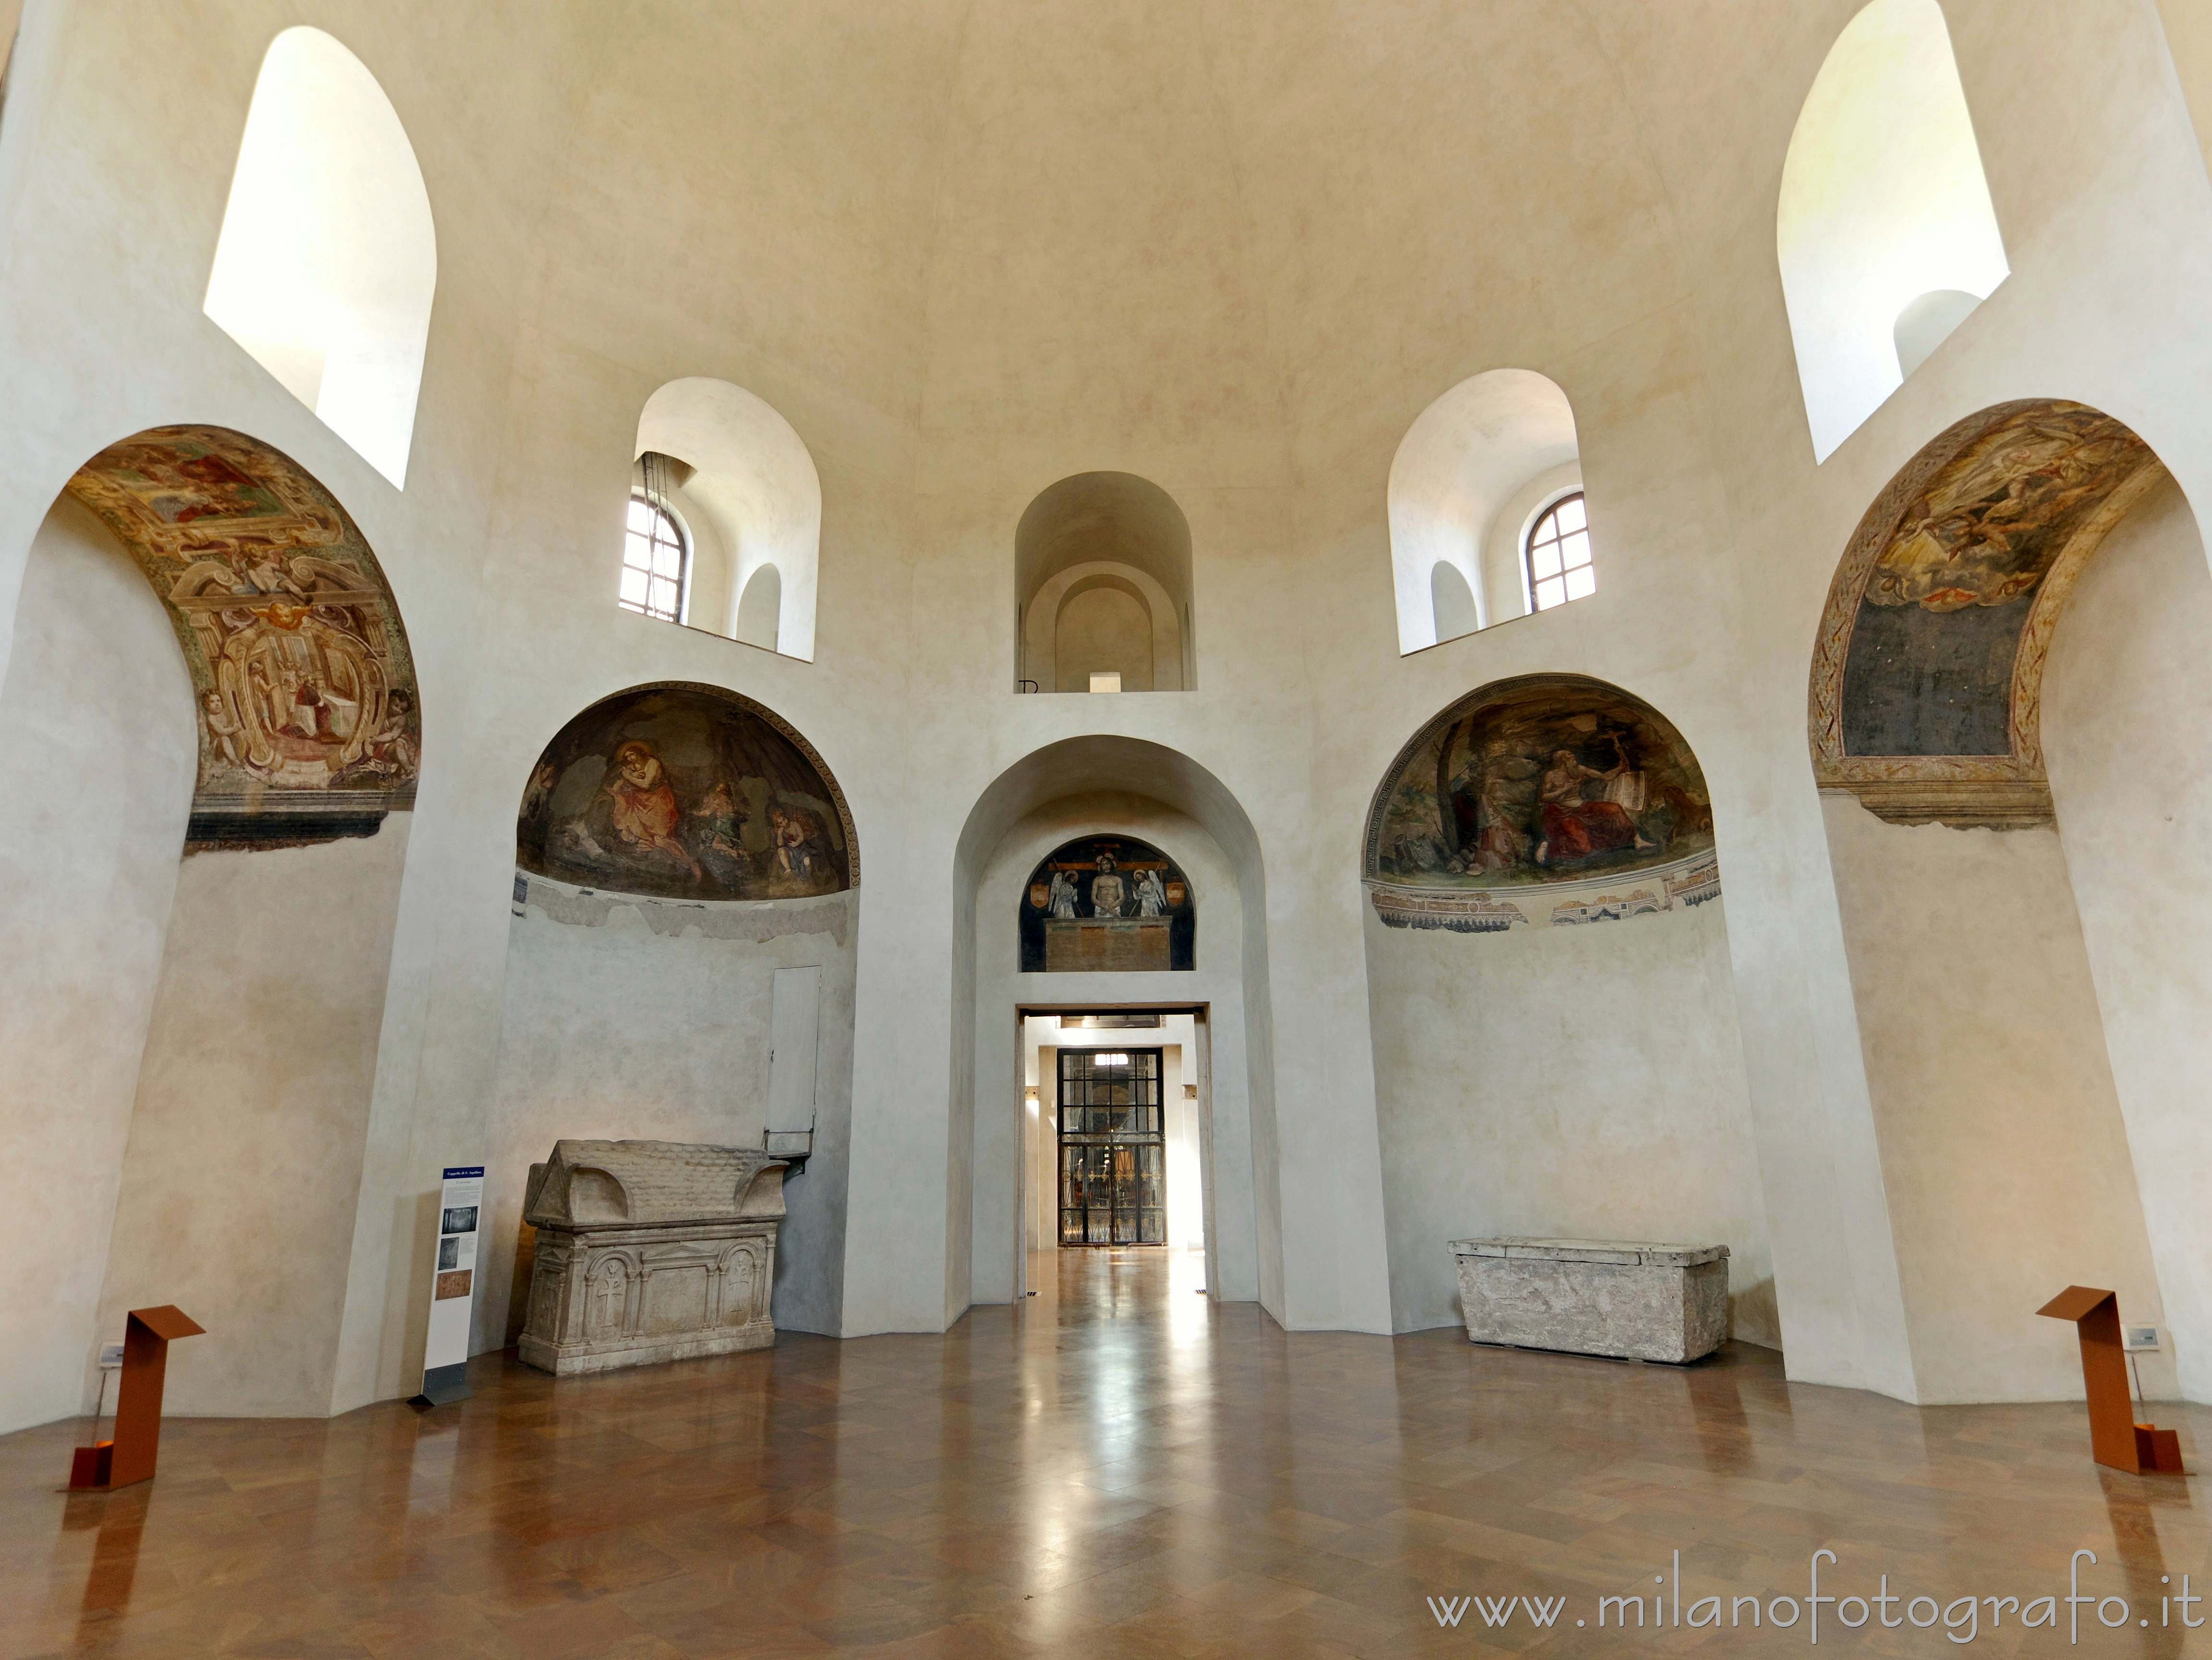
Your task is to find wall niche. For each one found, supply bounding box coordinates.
[1014,472,1192,692]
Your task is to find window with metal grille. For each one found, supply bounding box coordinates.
[619,494,688,623]
[1526,491,1595,612]
[1057,1048,1166,1246]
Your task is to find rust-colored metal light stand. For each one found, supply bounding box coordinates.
[2036,1285,2186,1474]
[68,1305,204,1491]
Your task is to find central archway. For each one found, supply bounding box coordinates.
[950,737,1275,1320]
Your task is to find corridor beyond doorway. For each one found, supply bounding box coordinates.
[1020,1009,1208,1300]
[1056,1046,1167,1246]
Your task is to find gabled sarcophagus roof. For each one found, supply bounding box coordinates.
[523,1138,786,1230]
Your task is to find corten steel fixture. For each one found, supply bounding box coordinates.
[2036,1285,2185,1475]
[69,1305,204,1490]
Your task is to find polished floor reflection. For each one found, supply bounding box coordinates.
[4,1248,2207,1657]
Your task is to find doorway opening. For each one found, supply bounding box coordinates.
[1017,1006,1209,1302]
[1057,1047,1166,1245]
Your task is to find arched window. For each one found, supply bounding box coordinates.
[1525,494,1594,612]
[1778,0,2008,461]
[202,28,436,488]
[619,495,689,624]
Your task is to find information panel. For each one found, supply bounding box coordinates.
[415,1166,483,1406]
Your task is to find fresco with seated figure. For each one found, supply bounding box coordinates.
[1364,676,1718,932]
[518,683,853,902]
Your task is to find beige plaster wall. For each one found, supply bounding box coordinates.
[483,885,858,1343]
[1364,900,1776,1344]
[2042,474,2212,1401]
[2155,0,2212,184]
[1821,799,2171,1403]
[97,821,413,1418]
[0,499,195,1434]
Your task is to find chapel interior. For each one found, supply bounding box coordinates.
[4,1,2212,1653]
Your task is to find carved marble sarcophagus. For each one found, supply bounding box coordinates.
[520,1138,787,1376]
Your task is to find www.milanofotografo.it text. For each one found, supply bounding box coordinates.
[1425,1552,2206,1643]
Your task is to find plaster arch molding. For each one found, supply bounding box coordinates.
[634,378,821,660]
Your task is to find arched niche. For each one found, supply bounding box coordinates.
[735,563,782,651]
[633,378,821,661]
[1015,473,1191,692]
[1018,833,1195,972]
[517,681,854,902]
[1363,674,1719,925]
[1429,561,1478,643]
[203,28,436,488]
[62,424,422,848]
[1357,674,1769,1342]
[1809,399,2202,1404]
[1779,0,2009,462]
[494,682,862,1347]
[1386,369,1581,652]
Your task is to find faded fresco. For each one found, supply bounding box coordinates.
[1810,400,2164,826]
[1020,836,1194,971]
[1841,405,2149,757]
[518,684,853,903]
[64,427,421,843]
[1364,677,1719,933]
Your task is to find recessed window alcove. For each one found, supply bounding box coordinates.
[202,28,436,488]
[1387,369,1585,652]
[1015,473,1193,692]
[1779,0,2009,461]
[625,378,822,660]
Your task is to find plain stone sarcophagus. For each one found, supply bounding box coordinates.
[1449,1237,1728,1364]
[520,1138,787,1376]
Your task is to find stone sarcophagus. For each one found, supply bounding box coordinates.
[1449,1237,1729,1364]
[520,1139,787,1376]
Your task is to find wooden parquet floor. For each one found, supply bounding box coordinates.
[3,1247,2208,1658]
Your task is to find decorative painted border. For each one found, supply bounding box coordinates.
[1365,849,1721,935]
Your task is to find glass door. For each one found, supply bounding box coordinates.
[1057,1047,1166,1245]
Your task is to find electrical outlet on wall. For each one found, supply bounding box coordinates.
[2125,1325,2161,1351]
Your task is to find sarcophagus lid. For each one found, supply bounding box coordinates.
[523,1138,786,1230]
